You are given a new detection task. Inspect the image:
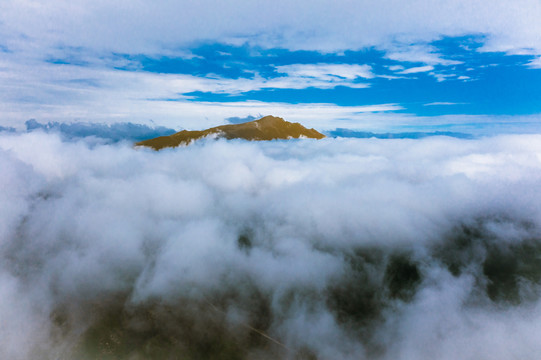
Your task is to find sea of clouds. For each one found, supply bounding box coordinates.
[2,131,541,359]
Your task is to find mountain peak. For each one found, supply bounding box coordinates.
[255,115,285,124]
[136,116,325,150]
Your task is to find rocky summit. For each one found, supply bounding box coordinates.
[135,116,325,150]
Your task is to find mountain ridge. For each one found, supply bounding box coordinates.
[136,116,325,150]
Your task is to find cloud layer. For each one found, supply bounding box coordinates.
[3,0,541,56]
[2,132,541,359]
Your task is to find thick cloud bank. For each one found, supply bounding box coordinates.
[2,132,541,359]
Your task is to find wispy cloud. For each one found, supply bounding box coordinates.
[526,57,541,69]
[398,65,435,74]
[276,63,375,80]
[385,44,463,66]
[254,63,374,90]
[423,102,466,106]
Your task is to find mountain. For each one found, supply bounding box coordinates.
[135,116,326,150]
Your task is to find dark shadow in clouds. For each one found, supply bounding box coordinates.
[25,119,177,142]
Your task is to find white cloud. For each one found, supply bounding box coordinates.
[388,65,405,71]
[2,0,541,57]
[253,63,375,90]
[423,102,465,106]
[2,133,541,358]
[526,57,541,69]
[430,72,456,82]
[385,44,463,66]
[398,65,435,74]
[393,64,468,83]
[276,63,375,80]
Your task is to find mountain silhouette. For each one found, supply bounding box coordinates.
[136,116,325,150]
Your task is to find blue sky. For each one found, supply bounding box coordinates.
[1,1,541,134]
[138,37,541,115]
